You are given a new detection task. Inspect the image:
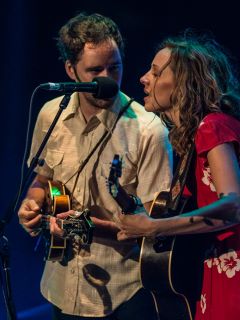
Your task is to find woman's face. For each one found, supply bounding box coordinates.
[140,48,175,113]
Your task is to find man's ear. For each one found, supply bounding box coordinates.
[65,60,76,81]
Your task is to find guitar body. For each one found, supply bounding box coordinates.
[140,192,210,320]
[107,154,213,319]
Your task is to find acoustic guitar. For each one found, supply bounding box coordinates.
[107,154,210,320]
[41,180,95,261]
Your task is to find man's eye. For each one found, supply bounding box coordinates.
[110,65,120,70]
[91,69,102,73]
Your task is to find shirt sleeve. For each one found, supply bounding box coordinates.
[27,106,54,179]
[195,114,240,157]
[136,119,173,204]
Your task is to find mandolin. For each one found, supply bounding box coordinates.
[41,180,94,261]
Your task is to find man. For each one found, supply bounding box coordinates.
[18,13,172,319]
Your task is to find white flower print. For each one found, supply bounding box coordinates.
[205,257,220,271]
[202,167,216,192]
[200,293,207,314]
[218,251,240,278]
[214,258,223,274]
[205,250,240,278]
[205,246,219,269]
[205,258,213,268]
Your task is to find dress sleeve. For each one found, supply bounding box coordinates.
[195,114,240,157]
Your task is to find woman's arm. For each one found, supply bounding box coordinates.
[117,143,240,240]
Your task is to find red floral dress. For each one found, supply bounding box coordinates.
[189,113,240,319]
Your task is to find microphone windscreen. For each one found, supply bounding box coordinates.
[93,77,119,99]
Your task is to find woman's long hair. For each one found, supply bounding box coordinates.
[158,32,240,155]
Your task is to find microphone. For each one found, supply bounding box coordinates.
[39,76,119,99]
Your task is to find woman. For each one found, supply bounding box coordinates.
[117,33,240,319]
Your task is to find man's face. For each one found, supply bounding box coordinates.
[66,39,123,109]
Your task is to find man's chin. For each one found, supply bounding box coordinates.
[93,97,115,109]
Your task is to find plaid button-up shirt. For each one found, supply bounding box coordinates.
[29,92,172,316]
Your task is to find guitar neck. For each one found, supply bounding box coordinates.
[41,215,66,230]
[113,186,140,214]
[108,155,142,214]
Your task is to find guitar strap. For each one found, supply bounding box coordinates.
[64,98,135,198]
[167,142,195,212]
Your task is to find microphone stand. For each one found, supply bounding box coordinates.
[0,93,72,320]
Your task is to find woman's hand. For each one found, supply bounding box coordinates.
[90,216,120,239]
[117,212,157,240]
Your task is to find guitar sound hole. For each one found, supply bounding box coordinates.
[153,236,167,253]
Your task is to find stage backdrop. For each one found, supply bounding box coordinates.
[1,0,239,319]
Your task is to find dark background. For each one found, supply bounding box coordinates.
[1,0,239,319]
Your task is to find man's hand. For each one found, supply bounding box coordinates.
[18,199,42,236]
[49,210,76,238]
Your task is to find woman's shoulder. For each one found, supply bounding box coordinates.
[195,112,240,155]
[201,112,240,126]
[198,112,240,134]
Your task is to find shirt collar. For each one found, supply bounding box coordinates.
[61,92,80,121]
[61,91,130,131]
[97,92,130,131]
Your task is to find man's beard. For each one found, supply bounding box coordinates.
[84,92,116,110]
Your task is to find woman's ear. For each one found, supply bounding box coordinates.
[65,60,76,81]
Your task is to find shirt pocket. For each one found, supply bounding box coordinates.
[45,149,64,180]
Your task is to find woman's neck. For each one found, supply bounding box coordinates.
[165,108,180,127]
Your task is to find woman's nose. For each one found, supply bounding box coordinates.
[140,73,148,85]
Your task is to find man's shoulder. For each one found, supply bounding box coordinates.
[123,94,166,131]
[40,95,67,113]
[120,92,162,127]
[38,93,78,121]
[119,93,168,142]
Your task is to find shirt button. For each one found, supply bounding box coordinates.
[71,268,75,274]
